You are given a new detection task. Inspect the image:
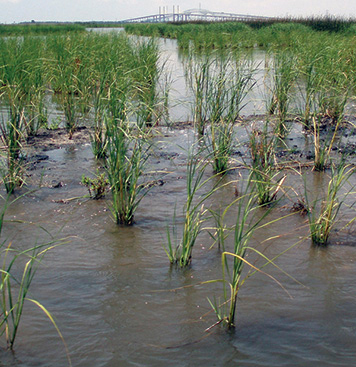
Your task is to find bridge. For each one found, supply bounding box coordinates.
[120,8,271,24]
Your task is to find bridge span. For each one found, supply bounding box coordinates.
[120,8,271,24]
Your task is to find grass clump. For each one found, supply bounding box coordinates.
[264,49,297,137]
[0,109,26,193]
[208,176,283,329]
[131,38,162,127]
[165,148,218,267]
[105,119,150,225]
[206,119,235,174]
[0,194,70,361]
[185,52,256,137]
[305,162,354,245]
[0,242,56,349]
[248,122,285,205]
[312,115,342,172]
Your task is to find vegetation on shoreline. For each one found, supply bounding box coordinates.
[124,17,356,50]
[0,23,86,36]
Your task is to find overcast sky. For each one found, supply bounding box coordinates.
[1,0,356,23]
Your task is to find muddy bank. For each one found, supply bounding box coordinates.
[23,114,356,177]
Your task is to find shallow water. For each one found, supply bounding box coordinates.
[1,123,356,366]
[1,29,356,367]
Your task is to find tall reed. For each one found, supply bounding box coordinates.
[185,54,211,136]
[248,122,285,205]
[90,33,134,157]
[305,162,354,245]
[185,52,256,137]
[21,37,48,136]
[205,118,234,174]
[105,118,150,225]
[0,194,69,359]
[0,242,54,349]
[0,149,24,194]
[0,54,26,193]
[48,34,84,138]
[315,44,350,124]
[312,114,342,171]
[131,38,161,128]
[296,44,323,130]
[209,176,275,328]
[165,148,218,266]
[265,49,297,137]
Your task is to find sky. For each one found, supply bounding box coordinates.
[1,0,356,23]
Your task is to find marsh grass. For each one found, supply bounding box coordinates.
[0,113,25,193]
[296,46,323,130]
[185,54,232,135]
[0,155,25,194]
[248,122,286,205]
[91,111,109,160]
[206,173,303,329]
[185,54,211,136]
[0,240,72,363]
[48,34,87,138]
[165,151,207,266]
[165,148,220,267]
[0,194,70,363]
[226,55,257,121]
[0,39,28,170]
[47,32,157,140]
[91,58,110,158]
[21,38,48,136]
[203,55,256,174]
[316,46,350,124]
[125,18,356,50]
[91,71,132,159]
[131,39,161,127]
[0,23,85,36]
[265,49,297,137]
[312,115,342,171]
[205,119,234,174]
[105,118,150,225]
[0,242,55,349]
[185,53,256,137]
[206,194,240,252]
[107,71,132,122]
[304,162,354,245]
[207,176,280,328]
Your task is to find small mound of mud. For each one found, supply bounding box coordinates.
[26,126,91,151]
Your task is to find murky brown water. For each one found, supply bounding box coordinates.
[1,30,356,367]
[1,122,356,367]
